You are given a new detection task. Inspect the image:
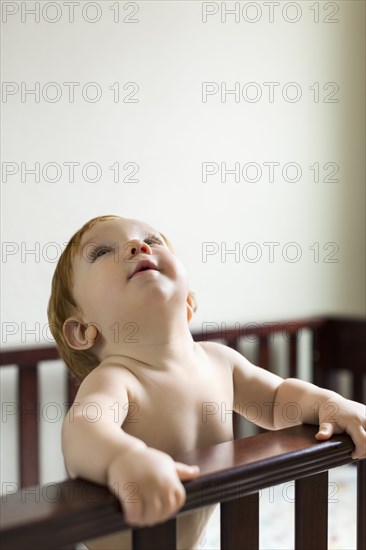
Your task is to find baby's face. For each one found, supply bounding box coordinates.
[70,217,190,335]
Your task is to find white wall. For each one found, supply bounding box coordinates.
[1,1,365,486]
[2,0,366,342]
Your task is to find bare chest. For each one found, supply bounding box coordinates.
[123,358,234,454]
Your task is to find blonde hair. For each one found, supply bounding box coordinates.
[47,215,197,382]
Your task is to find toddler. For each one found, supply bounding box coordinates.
[48,214,366,550]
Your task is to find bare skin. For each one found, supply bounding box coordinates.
[61,217,366,550]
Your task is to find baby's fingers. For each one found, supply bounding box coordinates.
[123,495,145,526]
[175,462,200,481]
[315,422,341,441]
[315,422,366,460]
[350,425,366,460]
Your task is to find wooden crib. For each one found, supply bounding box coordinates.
[1,316,365,549]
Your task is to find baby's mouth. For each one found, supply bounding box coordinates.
[129,259,159,279]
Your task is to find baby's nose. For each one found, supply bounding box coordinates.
[127,240,150,256]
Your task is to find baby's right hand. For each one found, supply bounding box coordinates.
[107,447,200,527]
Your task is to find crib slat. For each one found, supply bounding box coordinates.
[312,328,326,388]
[295,471,328,550]
[232,411,241,439]
[357,460,366,550]
[132,518,176,550]
[221,492,259,550]
[353,373,364,406]
[226,337,238,351]
[289,333,297,378]
[19,365,39,488]
[259,335,269,370]
[225,338,242,438]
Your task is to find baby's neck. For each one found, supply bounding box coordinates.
[99,318,197,373]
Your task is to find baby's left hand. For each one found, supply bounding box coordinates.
[315,396,366,459]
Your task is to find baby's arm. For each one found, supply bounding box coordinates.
[274,378,366,459]
[62,364,199,526]
[219,344,365,460]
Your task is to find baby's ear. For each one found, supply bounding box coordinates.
[187,295,194,322]
[63,318,98,350]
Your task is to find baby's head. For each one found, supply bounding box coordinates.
[48,215,197,382]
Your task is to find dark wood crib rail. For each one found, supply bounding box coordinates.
[1,425,365,550]
[0,345,78,489]
[191,315,366,403]
[0,315,365,490]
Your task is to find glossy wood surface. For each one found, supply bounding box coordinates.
[1,425,361,550]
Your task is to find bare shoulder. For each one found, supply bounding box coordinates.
[197,339,259,372]
[196,340,235,369]
[74,360,137,404]
[196,339,231,353]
